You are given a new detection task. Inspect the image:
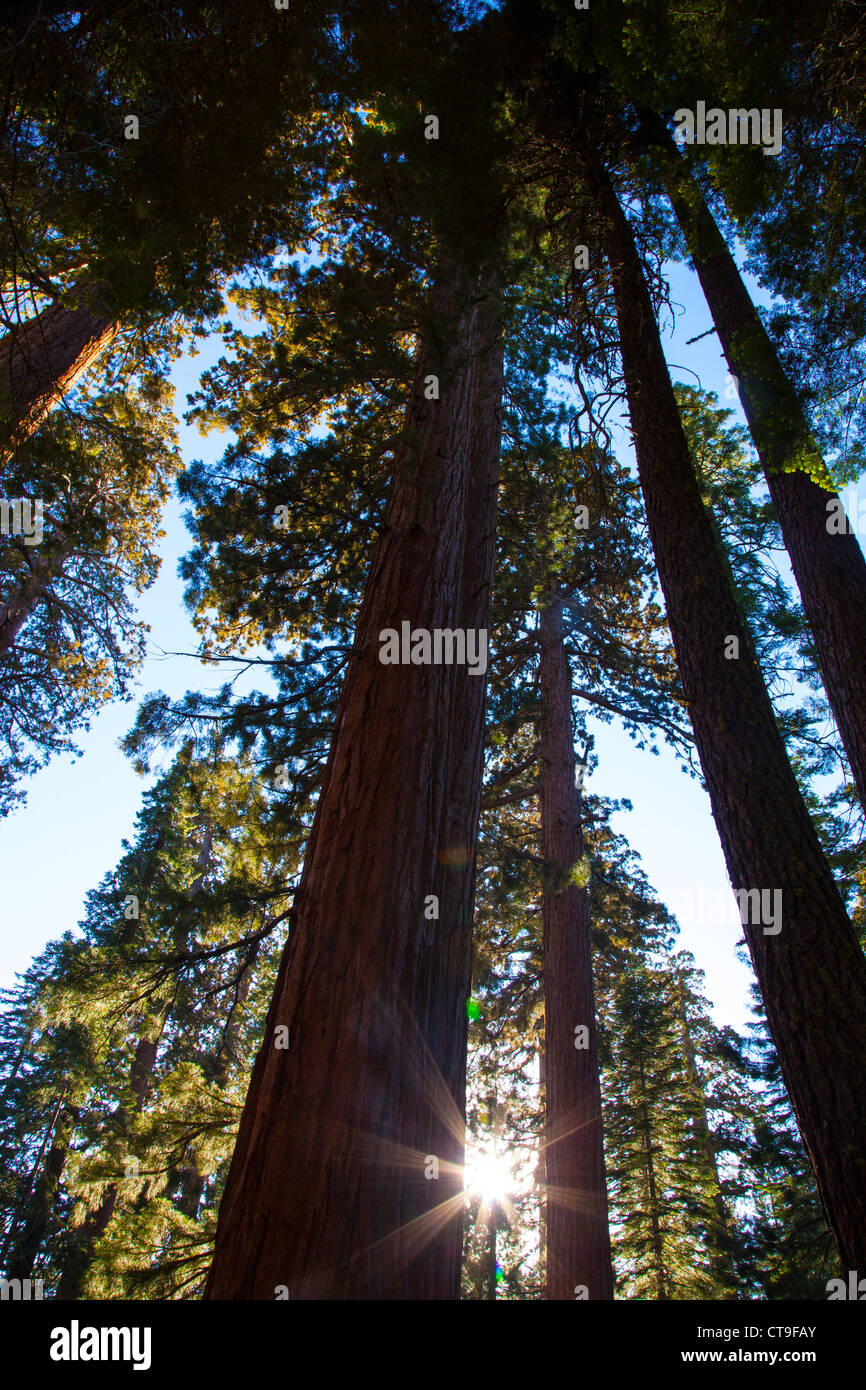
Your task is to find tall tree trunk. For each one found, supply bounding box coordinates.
[55,1032,157,1300]
[0,1014,35,1104]
[214,933,262,1089]
[538,597,613,1301]
[4,1119,72,1281]
[674,976,737,1288]
[177,930,263,1218]
[636,1052,668,1301]
[0,282,117,459]
[483,1199,498,1300]
[583,144,866,1272]
[410,287,504,1298]
[536,1031,547,1282]
[641,117,866,810]
[205,267,503,1300]
[56,820,199,1299]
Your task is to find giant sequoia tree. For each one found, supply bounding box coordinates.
[204,7,517,1299]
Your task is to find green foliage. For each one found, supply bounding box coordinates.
[0,378,178,812]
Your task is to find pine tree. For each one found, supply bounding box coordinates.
[0,744,293,1298]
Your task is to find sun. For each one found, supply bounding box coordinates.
[464,1150,513,1203]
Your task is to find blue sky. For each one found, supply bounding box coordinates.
[0,253,798,1035]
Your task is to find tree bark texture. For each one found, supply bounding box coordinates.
[205,269,504,1299]
[0,282,117,460]
[539,598,613,1300]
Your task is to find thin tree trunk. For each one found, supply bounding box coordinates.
[5,1110,75,1281]
[643,117,866,810]
[675,977,736,1287]
[483,1199,498,1300]
[56,821,195,1299]
[205,266,501,1300]
[536,1032,547,1283]
[55,1032,157,1300]
[0,282,117,459]
[0,1015,35,1104]
[539,597,613,1300]
[214,933,262,1090]
[177,931,263,1218]
[636,1052,668,1301]
[583,143,866,1272]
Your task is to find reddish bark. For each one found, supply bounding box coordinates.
[0,282,117,458]
[205,269,503,1299]
[409,288,504,1297]
[539,597,613,1300]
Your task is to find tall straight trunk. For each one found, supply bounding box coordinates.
[177,933,263,1218]
[583,144,866,1271]
[483,1200,498,1300]
[538,598,613,1301]
[642,117,866,810]
[0,1015,35,1104]
[674,977,736,1287]
[536,1034,547,1279]
[205,267,503,1300]
[213,933,262,1088]
[5,1107,74,1281]
[55,1032,158,1301]
[0,282,117,459]
[411,288,503,1298]
[636,1052,668,1301]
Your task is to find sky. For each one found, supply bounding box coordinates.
[0,249,787,1037]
